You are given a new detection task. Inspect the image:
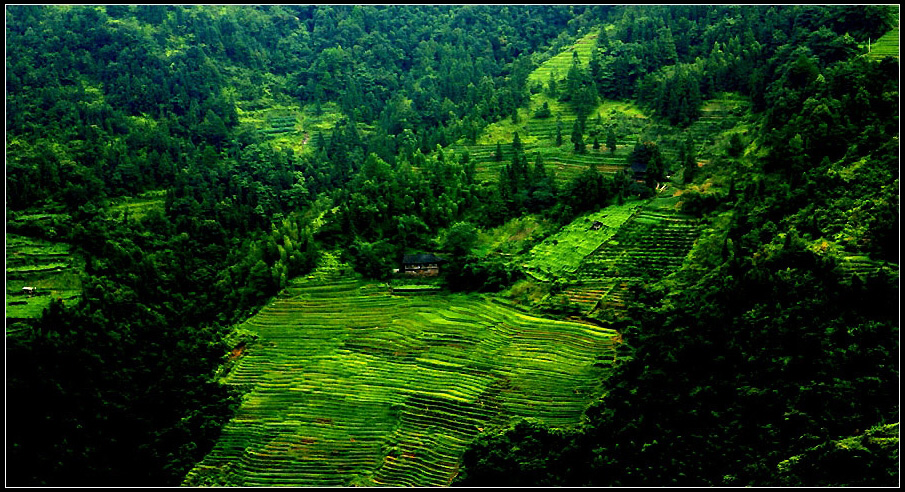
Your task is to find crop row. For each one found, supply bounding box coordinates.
[867,25,899,59]
[573,210,700,281]
[185,277,616,486]
[527,30,599,86]
[523,201,645,281]
[550,208,700,317]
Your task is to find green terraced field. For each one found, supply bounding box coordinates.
[527,29,599,87]
[559,187,702,317]
[446,27,650,185]
[867,24,899,59]
[450,96,647,185]
[6,233,83,319]
[184,272,618,486]
[522,200,646,282]
[109,189,166,220]
[448,26,750,187]
[237,101,344,155]
[646,92,752,168]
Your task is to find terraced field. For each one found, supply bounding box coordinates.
[522,200,646,282]
[526,29,599,88]
[6,233,83,320]
[867,23,899,60]
[184,265,618,486]
[649,92,751,168]
[447,27,649,185]
[109,189,166,220]
[237,101,344,155]
[447,25,750,187]
[559,188,702,317]
[837,254,898,280]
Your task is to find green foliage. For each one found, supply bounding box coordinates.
[6,4,899,488]
[456,419,577,486]
[443,221,480,256]
[455,5,899,488]
[444,254,522,292]
[776,422,899,487]
[534,101,552,119]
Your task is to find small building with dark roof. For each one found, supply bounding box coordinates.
[630,161,647,183]
[401,253,445,276]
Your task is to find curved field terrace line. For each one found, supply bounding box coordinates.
[185,279,617,486]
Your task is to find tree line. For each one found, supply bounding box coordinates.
[5,4,898,487]
[454,4,899,487]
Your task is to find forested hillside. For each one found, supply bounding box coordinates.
[5,5,898,487]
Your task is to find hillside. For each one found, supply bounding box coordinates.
[184,255,618,486]
[5,5,898,488]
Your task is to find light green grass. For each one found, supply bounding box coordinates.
[184,273,617,486]
[527,30,599,86]
[522,200,646,281]
[6,233,83,319]
[108,189,166,220]
[237,101,346,156]
[868,24,899,59]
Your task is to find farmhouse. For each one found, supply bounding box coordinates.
[630,161,647,183]
[401,253,445,276]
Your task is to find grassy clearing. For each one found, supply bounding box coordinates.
[108,189,166,220]
[473,214,556,257]
[6,233,83,319]
[184,268,617,486]
[237,100,345,156]
[521,200,646,282]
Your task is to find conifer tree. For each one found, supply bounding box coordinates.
[547,70,558,98]
[571,120,586,154]
[596,25,610,51]
[512,131,523,155]
[681,135,696,184]
[606,127,617,153]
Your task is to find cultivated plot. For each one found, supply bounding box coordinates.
[185,276,617,486]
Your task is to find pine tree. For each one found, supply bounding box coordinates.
[596,25,610,51]
[681,135,696,184]
[607,127,617,153]
[547,69,558,98]
[571,120,586,154]
[512,131,523,155]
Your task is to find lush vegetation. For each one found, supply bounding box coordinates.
[183,254,617,486]
[455,5,900,488]
[5,4,898,487]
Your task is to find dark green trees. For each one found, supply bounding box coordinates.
[571,120,586,154]
[680,135,697,184]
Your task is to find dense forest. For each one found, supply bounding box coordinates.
[5,4,899,487]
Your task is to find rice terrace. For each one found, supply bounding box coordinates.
[184,253,622,486]
[6,4,898,488]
